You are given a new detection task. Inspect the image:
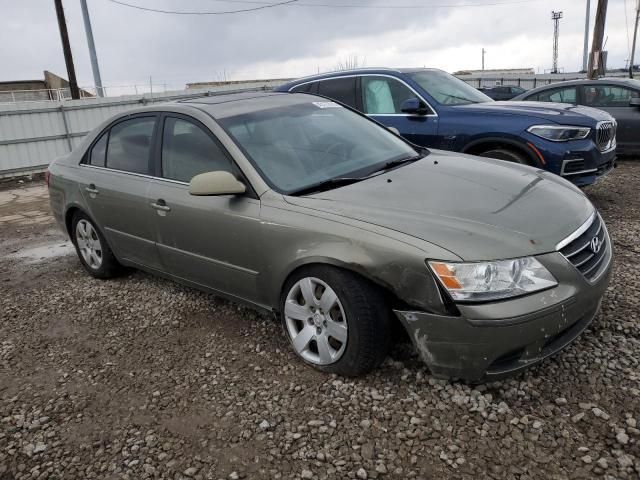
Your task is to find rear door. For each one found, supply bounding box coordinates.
[316,77,358,109]
[360,75,439,147]
[581,83,640,155]
[79,114,162,269]
[148,113,262,302]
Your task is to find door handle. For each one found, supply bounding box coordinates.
[150,201,171,212]
[85,184,99,195]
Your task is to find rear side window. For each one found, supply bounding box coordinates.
[106,117,156,174]
[291,82,318,94]
[161,117,234,183]
[89,132,107,167]
[317,77,357,108]
[362,76,422,114]
[534,87,577,104]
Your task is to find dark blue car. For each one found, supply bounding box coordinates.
[277,68,617,187]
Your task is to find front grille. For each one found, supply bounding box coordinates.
[596,121,616,152]
[558,214,608,281]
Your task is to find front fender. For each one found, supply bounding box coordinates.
[257,200,459,315]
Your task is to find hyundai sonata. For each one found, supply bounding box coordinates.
[48,92,612,380]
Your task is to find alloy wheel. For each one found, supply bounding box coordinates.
[75,219,103,270]
[284,277,348,365]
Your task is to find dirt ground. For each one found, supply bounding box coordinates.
[1,162,639,480]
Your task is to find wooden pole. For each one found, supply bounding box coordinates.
[588,0,608,80]
[54,0,80,99]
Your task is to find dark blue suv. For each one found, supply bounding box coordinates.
[277,68,617,186]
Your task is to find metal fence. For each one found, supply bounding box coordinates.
[459,71,633,89]
[0,84,174,104]
[0,81,280,177]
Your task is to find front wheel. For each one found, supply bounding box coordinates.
[280,266,391,377]
[478,148,530,165]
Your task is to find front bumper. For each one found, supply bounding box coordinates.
[394,249,612,382]
[524,135,616,187]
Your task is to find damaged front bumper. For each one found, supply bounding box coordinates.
[394,251,612,382]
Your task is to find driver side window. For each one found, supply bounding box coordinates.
[362,76,420,115]
[583,85,638,107]
[161,117,234,183]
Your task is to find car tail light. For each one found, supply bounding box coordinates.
[45,170,51,188]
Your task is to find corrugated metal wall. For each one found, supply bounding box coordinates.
[0,81,281,177]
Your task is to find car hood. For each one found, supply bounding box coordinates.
[284,151,594,261]
[453,101,613,125]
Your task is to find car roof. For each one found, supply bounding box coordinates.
[523,77,640,94]
[281,67,440,85]
[177,91,321,118]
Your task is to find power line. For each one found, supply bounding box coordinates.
[105,0,548,14]
[105,0,299,15]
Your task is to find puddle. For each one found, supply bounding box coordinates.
[7,241,75,264]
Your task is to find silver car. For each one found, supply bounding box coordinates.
[48,92,612,380]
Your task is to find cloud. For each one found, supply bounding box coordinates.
[0,0,634,90]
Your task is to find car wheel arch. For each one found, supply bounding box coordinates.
[462,137,539,166]
[274,259,403,313]
[64,205,107,245]
[272,256,447,318]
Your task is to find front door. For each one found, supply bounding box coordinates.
[581,84,640,155]
[148,114,262,303]
[360,75,439,148]
[79,114,162,270]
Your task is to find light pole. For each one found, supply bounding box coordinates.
[79,0,104,97]
[582,0,590,72]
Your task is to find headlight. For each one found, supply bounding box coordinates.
[428,257,557,302]
[527,125,591,142]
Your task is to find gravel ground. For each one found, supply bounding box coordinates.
[1,162,639,480]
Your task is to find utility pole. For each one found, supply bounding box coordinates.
[482,48,486,70]
[582,0,590,72]
[630,0,640,78]
[79,0,104,97]
[54,0,80,100]
[551,11,563,74]
[588,0,608,79]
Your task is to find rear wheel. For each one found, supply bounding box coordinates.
[280,266,390,377]
[71,211,123,279]
[478,148,530,165]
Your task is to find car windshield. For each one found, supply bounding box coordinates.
[218,101,420,194]
[409,70,493,105]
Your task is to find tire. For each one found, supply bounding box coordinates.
[478,148,530,165]
[71,211,123,279]
[280,265,391,377]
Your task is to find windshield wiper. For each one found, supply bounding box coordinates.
[436,92,478,104]
[289,176,366,196]
[367,153,425,175]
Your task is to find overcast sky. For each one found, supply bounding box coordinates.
[1,0,636,90]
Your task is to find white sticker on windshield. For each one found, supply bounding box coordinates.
[312,101,342,109]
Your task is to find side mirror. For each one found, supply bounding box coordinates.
[400,98,429,115]
[189,171,246,196]
[630,97,640,107]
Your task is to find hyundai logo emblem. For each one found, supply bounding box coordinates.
[590,236,602,254]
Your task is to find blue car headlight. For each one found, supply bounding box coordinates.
[527,125,591,142]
